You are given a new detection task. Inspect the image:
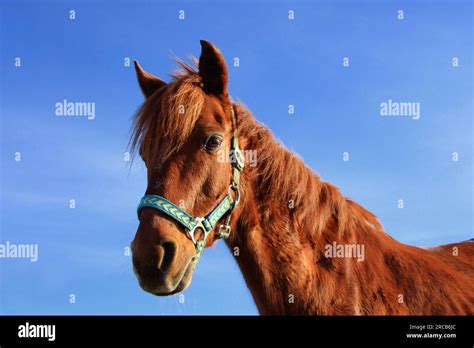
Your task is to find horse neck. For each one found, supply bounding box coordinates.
[226,106,395,315]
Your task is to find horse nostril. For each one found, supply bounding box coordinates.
[157,241,176,273]
[154,245,165,270]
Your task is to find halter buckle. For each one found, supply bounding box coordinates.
[187,217,209,247]
[217,224,231,239]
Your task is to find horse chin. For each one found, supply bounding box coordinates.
[145,259,195,297]
[151,274,193,296]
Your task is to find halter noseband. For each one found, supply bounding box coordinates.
[136,105,244,266]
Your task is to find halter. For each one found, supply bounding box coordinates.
[136,105,244,267]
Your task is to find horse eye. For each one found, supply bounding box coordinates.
[204,133,223,152]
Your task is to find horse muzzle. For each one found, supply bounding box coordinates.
[131,233,196,296]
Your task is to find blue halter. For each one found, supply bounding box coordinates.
[136,106,244,264]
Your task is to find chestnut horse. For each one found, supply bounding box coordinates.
[130,40,474,315]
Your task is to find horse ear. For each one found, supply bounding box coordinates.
[198,40,228,96]
[134,60,166,98]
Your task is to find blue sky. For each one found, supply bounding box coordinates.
[0,0,472,315]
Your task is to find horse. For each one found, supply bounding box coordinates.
[130,40,474,315]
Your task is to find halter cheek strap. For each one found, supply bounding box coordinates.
[136,105,244,266]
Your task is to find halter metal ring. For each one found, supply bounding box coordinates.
[187,217,209,247]
[228,184,241,206]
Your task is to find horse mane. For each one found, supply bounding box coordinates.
[130,58,204,167]
[234,103,383,237]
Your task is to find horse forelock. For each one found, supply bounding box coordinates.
[130,58,204,168]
